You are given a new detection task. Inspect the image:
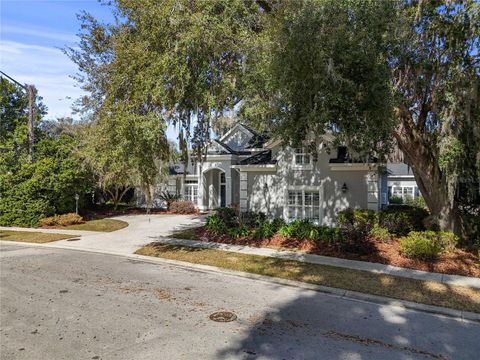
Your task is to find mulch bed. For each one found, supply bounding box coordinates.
[192,228,480,278]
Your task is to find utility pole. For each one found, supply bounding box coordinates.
[27,84,36,163]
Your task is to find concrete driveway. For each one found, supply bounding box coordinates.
[1,243,479,360]
[53,214,205,254]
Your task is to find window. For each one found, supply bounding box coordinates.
[390,185,418,200]
[294,147,311,166]
[403,187,414,199]
[184,179,198,203]
[287,189,321,223]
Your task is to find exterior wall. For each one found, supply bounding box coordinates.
[246,146,375,226]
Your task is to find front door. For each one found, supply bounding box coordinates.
[220,172,226,207]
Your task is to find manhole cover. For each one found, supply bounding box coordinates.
[67,238,81,242]
[209,311,237,322]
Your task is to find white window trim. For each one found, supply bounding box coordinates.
[283,186,324,225]
[293,147,314,170]
[391,185,418,199]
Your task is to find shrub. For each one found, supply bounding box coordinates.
[170,201,196,214]
[228,224,250,239]
[39,213,84,227]
[399,231,458,259]
[369,224,391,242]
[335,209,378,253]
[379,205,428,235]
[253,218,286,240]
[404,196,427,209]
[240,211,267,227]
[317,226,340,243]
[388,195,404,204]
[205,214,227,235]
[159,191,181,210]
[215,207,238,227]
[278,220,319,240]
[337,208,377,232]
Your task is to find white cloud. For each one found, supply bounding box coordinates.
[0,39,84,120]
[2,24,78,43]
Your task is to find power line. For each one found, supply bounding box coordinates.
[0,70,27,90]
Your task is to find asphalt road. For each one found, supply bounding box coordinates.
[1,243,479,360]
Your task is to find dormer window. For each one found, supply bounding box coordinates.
[294,147,312,166]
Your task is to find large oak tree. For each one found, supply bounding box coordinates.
[69,0,479,241]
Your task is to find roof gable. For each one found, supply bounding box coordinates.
[218,123,255,151]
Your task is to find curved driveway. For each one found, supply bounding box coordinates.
[53,214,205,254]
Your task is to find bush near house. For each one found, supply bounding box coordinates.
[378,205,428,235]
[170,201,196,214]
[399,231,458,259]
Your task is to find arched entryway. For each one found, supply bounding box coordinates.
[202,168,226,209]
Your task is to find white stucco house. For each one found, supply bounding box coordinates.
[142,123,389,226]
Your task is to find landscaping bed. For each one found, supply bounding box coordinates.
[39,213,129,232]
[136,243,480,313]
[172,207,480,278]
[183,227,479,277]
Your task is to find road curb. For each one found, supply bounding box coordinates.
[1,240,479,324]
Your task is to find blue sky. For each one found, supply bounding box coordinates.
[1,0,114,119]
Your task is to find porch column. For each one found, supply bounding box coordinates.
[198,169,207,211]
[225,167,232,207]
[239,171,248,212]
[366,172,379,210]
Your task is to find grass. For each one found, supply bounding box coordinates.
[0,230,78,243]
[61,219,128,232]
[136,243,480,313]
[170,228,201,240]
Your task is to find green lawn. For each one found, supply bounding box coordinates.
[0,230,78,243]
[61,219,128,232]
[170,228,200,240]
[136,243,480,313]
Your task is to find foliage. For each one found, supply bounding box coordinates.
[228,224,250,239]
[378,205,428,236]
[170,201,196,214]
[388,195,404,205]
[336,209,378,253]
[68,0,480,241]
[399,231,458,260]
[336,209,377,233]
[240,211,267,227]
[278,220,319,240]
[77,112,170,210]
[369,224,391,243]
[205,214,227,236]
[252,218,285,240]
[0,79,93,227]
[158,191,181,211]
[214,207,238,228]
[39,213,84,227]
[403,196,427,209]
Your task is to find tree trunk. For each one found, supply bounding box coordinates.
[393,126,463,237]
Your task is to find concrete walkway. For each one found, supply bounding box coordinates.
[1,214,205,254]
[154,237,480,289]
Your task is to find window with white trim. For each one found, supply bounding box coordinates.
[184,180,198,203]
[287,189,321,223]
[391,185,418,200]
[294,147,312,166]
